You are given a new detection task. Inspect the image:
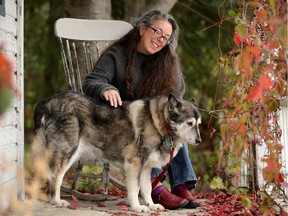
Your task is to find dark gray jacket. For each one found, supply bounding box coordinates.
[82,44,184,101]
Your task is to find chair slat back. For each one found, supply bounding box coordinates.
[54,18,133,92]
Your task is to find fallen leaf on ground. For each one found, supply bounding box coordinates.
[97,202,106,207]
[68,195,79,210]
[118,204,129,211]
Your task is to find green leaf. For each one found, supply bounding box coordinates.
[82,165,91,174]
[259,205,269,212]
[242,195,252,209]
[231,160,241,174]
[227,151,235,160]
[228,9,237,17]
[90,164,102,174]
[236,24,246,39]
[0,88,12,115]
[210,176,226,190]
[267,99,280,112]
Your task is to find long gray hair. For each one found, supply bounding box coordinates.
[134,10,179,50]
[100,10,183,100]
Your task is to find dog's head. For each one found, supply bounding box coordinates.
[168,93,202,145]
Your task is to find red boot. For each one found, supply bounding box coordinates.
[152,187,188,210]
[172,185,200,208]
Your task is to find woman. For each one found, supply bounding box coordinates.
[82,10,200,210]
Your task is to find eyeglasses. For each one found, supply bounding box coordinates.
[147,25,171,44]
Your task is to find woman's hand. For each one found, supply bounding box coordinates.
[103,89,122,108]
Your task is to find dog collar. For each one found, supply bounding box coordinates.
[164,122,173,146]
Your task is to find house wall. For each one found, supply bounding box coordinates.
[0,0,24,212]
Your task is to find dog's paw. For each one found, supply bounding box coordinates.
[51,198,70,207]
[148,203,165,211]
[131,205,150,213]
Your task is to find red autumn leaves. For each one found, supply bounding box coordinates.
[232,1,279,102]
[233,26,273,102]
[233,25,273,102]
[225,1,287,190]
[262,152,284,184]
[247,74,272,102]
[232,41,273,102]
[0,51,13,89]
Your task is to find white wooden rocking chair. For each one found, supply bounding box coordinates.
[54,18,132,201]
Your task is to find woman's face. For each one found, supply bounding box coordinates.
[137,19,172,55]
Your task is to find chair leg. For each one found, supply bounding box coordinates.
[71,160,83,190]
[103,162,110,195]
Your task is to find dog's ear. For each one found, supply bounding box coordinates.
[168,93,182,112]
[191,98,198,106]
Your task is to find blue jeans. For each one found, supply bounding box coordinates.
[151,143,197,191]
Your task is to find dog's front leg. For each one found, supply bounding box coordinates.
[125,161,150,213]
[140,165,165,211]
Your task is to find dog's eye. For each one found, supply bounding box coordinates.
[187,122,194,127]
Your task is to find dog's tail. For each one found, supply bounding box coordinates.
[31,100,47,155]
[33,100,47,132]
[30,101,52,180]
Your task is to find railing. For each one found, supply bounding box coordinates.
[257,98,288,192]
[256,97,287,209]
[278,98,288,195]
[233,97,287,211]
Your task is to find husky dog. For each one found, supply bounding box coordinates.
[31,91,201,213]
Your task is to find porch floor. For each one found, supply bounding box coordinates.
[10,196,207,216]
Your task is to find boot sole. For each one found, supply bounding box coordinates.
[183,201,200,209]
[166,200,189,210]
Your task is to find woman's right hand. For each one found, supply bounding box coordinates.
[102,89,122,108]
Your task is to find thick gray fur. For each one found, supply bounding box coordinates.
[31,91,201,213]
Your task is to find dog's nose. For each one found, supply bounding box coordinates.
[195,138,202,144]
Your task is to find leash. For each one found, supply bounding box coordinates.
[152,122,175,189]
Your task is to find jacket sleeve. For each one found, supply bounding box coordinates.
[82,50,119,100]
